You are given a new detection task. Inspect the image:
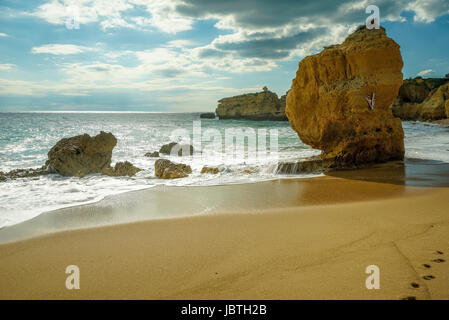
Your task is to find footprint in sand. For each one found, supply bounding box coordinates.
[401,296,417,300]
[411,282,420,288]
[423,275,435,280]
[435,250,444,255]
[432,258,445,263]
[423,263,431,268]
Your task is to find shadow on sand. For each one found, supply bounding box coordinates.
[327,158,449,187]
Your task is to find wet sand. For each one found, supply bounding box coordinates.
[1,159,449,299]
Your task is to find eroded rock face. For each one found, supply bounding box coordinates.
[154,159,192,179]
[242,168,258,174]
[446,99,449,118]
[216,88,287,121]
[276,157,334,174]
[45,131,117,177]
[201,166,219,174]
[279,91,288,112]
[145,151,159,157]
[398,78,446,103]
[1,166,48,181]
[286,26,405,168]
[159,142,194,156]
[102,161,141,177]
[391,78,449,120]
[419,83,449,120]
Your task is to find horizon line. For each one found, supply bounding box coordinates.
[0,110,214,114]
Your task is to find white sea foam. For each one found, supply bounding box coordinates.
[403,121,449,163]
[0,113,447,228]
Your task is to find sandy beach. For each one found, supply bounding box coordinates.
[1,159,449,300]
[2,0,449,306]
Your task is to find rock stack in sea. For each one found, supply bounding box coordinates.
[46,131,117,177]
[215,87,288,121]
[285,26,405,170]
[391,77,449,121]
[1,131,141,181]
[46,131,141,177]
[154,159,192,179]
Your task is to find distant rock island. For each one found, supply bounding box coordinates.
[391,77,449,121]
[200,112,216,119]
[216,86,288,121]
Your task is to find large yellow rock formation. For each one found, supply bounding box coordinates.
[286,26,405,168]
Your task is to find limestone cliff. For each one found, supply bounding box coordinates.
[420,83,449,119]
[216,88,287,121]
[391,78,449,120]
[286,26,405,168]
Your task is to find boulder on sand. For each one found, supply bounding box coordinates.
[286,26,405,169]
[154,159,192,179]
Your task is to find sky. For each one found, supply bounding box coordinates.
[0,0,448,112]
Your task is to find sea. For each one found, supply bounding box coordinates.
[0,112,448,228]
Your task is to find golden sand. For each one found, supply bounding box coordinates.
[1,161,449,299]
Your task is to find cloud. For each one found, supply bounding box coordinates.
[32,0,100,25]
[416,69,435,77]
[31,44,95,55]
[407,0,449,23]
[32,0,193,32]
[165,40,196,48]
[211,27,327,59]
[0,78,47,96]
[174,0,449,61]
[0,64,15,71]
[30,0,449,66]
[132,0,193,33]
[6,0,449,110]
[176,0,448,29]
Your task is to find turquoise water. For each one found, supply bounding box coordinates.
[0,112,319,227]
[0,112,448,227]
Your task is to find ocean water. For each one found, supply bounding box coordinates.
[0,112,448,228]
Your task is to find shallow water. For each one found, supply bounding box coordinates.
[0,112,448,227]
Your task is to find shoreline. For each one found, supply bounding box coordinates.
[1,178,449,299]
[1,158,449,244]
[0,159,449,299]
[0,174,322,244]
